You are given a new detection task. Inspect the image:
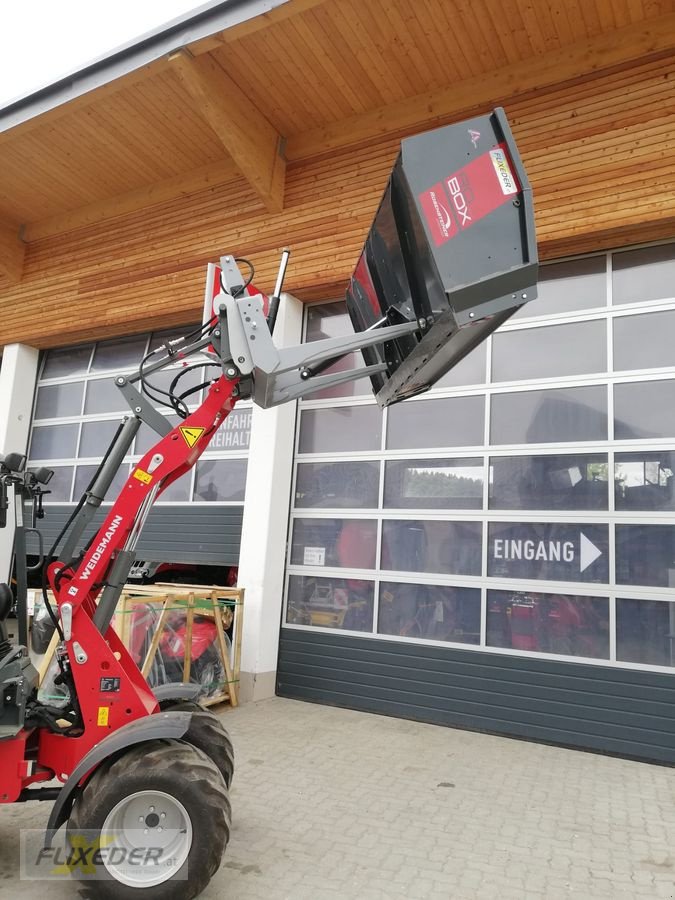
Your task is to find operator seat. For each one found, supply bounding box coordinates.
[0,581,38,738]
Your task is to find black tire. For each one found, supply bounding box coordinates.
[68,739,230,900]
[161,700,235,788]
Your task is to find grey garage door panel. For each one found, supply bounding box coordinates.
[28,505,244,565]
[279,651,674,731]
[277,630,675,763]
[280,639,674,712]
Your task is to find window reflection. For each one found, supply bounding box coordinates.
[299,406,382,453]
[487,590,609,659]
[615,525,675,587]
[43,466,73,502]
[512,256,606,320]
[291,518,377,569]
[194,459,248,502]
[91,335,148,372]
[614,380,675,440]
[488,522,609,583]
[378,582,480,644]
[34,382,84,419]
[41,345,92,379]
[491,385,607,445]
[613,310,675,372]
[384,458,483,509]
[30,424,79,460]
[381,520,482,575]
[489,454,608,510]
[491,320,606,382]
[387,396,485,449]
[615,452,675,511]
[616,598,675,667]
[435,342,486,388]
[613,244,675,305]
[286,574,374,631]
[295,461,380,509]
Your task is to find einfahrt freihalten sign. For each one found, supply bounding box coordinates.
[488,522,608,583]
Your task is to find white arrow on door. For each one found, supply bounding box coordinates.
[579,532,602,573]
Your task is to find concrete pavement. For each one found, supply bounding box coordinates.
[1,696,674,899]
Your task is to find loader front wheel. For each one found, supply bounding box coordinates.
[162,700,235,788]
[68,738,230,900]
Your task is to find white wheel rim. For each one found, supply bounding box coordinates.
[100,789,193,888]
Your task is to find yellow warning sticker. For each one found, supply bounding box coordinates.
[97,706,109,727]
[133,468,152,485]
[180,426,205,448]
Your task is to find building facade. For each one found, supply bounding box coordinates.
[2,0,675,759]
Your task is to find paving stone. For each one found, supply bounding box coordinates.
[2,696,675,899]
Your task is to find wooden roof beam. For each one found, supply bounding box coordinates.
[287,12,675,162]
[169,49,286,213]
[0,221,25,285]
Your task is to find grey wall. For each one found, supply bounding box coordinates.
[277,628,675,763]
[28,504,244,565]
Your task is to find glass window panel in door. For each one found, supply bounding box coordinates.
[511,256,606,320]
[491,320,606,382]
[298,406,382,454]
[194,459,248,502]
[614,380,675,440]
[29,424,79,460]
[616,598,675,667]
[488,522,609,584]
[387,396,484,449]
[615,524,675,588]
[615,451,675,511]
[487,590,609,659]
[295,461,380,509]
[286,574,374,632]
[489,454,609,510]
[41,345,92,379]
[378,582,480,644]
[613,310,675,372]
[42,466,73,502]
[384,458,483,509]
[612,244,675,305]
[91,335,148,372]
[79,420,123,458]
[290,519,377,569]
[490,385,607,445]
[34,382,84,419]
[84,378,127,414]
[381,520,482,575]
[156,471,191,502]
[435,342,487,388]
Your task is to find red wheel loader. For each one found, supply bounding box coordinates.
[0,108,536,897]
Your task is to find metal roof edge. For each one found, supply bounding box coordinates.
[0,0,287,134]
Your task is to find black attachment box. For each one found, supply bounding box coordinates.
[346,107,538,407]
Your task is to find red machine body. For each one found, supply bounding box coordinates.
[0,369,240,800]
